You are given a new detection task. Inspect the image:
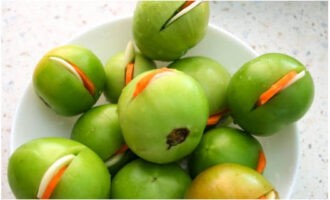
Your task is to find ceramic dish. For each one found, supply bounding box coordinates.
[11,16,298,198]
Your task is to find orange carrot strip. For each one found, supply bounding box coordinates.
[125,63,135,85]
[207,109,229,126]
[256,150,266,174]
[41,165,68,199]
[69,61,96,96]
[132,68,170,98]
[180,1,195,10]
[207,114,222,126]
[257,70,297,106]
[114,144,129,155]
[258,195,267,199]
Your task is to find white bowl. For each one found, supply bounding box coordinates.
[11,16,298,198]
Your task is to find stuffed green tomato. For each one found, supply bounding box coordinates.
[7,138,110,199]
[117,68,209,164]
[104,41,156,103]
[227,53,314,136]
[133,1,209,61]
[33,45,105,116]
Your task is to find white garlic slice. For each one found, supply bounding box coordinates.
[281,70,306,90]
[37,154,75,199]
[49,56,83,84]
[263,190,279,199]
[163,0,203,29]
[105,153,124,168]
[123,41,136,67]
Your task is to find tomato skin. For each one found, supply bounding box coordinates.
[7,138,110,199]
[104,51,156,103]
[33,45,105,116]
[188,127,264,177]
[185,163,278,199]
[71,104,124,161]
[118,69,209,164]
[227,53,314,136]
[133,1,209,61]
[111,159,191,198]
[168,56,231,116]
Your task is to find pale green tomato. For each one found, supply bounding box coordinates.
[7,137,110,199]
[71,104,124,161]
[188,127,264,177]
[169,56,231,115]
[111,159,191,198]
[133,1,209,61]
[33,45,105,116]
[104,51,156,103]
[227,53,314,136]
[118,68,209,164]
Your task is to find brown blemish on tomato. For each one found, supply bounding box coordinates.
[166,128,189,150]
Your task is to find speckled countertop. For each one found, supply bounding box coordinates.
[2,1,328,199]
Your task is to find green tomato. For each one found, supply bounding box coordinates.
[188,127,264,177]
[185,163,278,199]
[71,104,124,161]
[118,68,209,164]
[111,159,191,198]
[169,56,231,115]
[133,1,209,61]
[33,45,105,116]
[227,53,314,136]
[7,137,110,199]
[104,51,156,103]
